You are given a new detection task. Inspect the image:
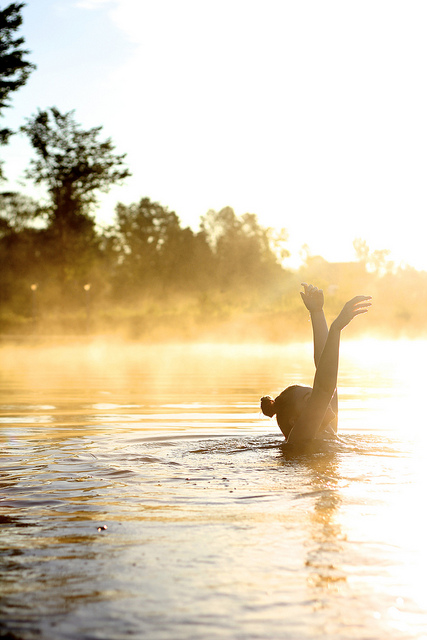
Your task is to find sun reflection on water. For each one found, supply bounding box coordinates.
[2,340,427,639]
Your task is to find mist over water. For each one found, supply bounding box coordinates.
[1,340,427,640]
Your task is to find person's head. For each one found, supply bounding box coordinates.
[261,385,312,439]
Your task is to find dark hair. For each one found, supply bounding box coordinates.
[260,385,303,438]
[260,395,276,417]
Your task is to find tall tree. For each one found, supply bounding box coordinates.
[22,107,131,219]
[113,197,212,295]
[353,237,394,276]
[0,2,35,146]
[200,207,285,293]
[21,107,131,285]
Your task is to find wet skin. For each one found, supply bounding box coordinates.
[291,385,336,435]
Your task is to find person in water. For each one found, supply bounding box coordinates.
[261,284,371,444]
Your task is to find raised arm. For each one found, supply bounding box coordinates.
[300,284,328,367]
[300,283,338,428]
[287,295,371,445]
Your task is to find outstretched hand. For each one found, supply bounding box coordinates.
[300,283,324,313]
[332,296,372,331]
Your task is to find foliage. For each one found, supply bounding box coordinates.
[0,2,35,142]
[200,207,285,294]
[353,238,394,276]
[0,1,35,178]
[0,191,47,234]
[20,108,131,286]
[0,94,426,338]
[3,179,427,340]
[112,198,215,297]
[21,107,131,216]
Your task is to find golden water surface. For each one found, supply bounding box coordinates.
[1,340,427,639]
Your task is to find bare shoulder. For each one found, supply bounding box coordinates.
[286,387,332,444]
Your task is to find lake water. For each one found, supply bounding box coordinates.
[1,339,427,640]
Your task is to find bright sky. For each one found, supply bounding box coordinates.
[3,0,427,269]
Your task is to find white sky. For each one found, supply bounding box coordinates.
[2,0,427,268]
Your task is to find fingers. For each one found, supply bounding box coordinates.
[348,297,372,318]
[301,283,315,291]
[352,307,370,316]
[349,295,372,304]
[351,296,372,312]
[301,283,322,295]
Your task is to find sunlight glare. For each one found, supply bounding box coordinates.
[341,339,427,438]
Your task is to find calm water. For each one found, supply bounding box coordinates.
[1,340,427,640]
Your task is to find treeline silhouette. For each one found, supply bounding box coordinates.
[2,186,427,340]
[0,190,289,338]
[0,104,426,341]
